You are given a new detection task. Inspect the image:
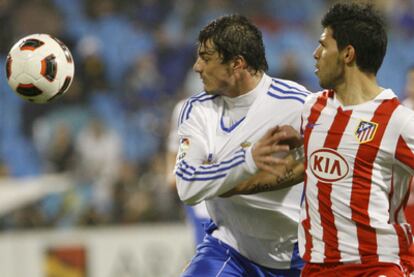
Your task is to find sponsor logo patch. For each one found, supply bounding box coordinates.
[309,148,349,182]
[177,138,190,162]
[240,141,251,148]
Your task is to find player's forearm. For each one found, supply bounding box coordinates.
[220,147,305,197]
[176,147,257,205]
[229,162,304,196]
[176,167,252,205]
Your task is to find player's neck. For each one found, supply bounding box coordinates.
[230,71,263,97]
[335,70,382,106]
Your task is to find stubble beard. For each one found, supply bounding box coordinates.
[318,59,344,90]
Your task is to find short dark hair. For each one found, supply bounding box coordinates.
[322,3,387,75]
[198,14,268,73]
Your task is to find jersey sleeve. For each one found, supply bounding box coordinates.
[395,113,414,174]
[174,108,257,205]
[166,100,185,153]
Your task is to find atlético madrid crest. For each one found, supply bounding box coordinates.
[354,120,378,144]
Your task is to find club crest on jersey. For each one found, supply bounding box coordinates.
[177,138,190,162]
[354,120,378,144]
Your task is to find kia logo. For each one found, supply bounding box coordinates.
[309,148,349,182]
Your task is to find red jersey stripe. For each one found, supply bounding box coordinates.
[393,178,412,258]
[395,138,414,248]
[318,107,352,262]
[351,98,400,263]
[396,136,414,170]
[394,178,412,224]
[302,91,330,261]
[388,171,395,223]
[393,224,410,256]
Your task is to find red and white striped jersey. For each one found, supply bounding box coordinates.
[299,89,414,267]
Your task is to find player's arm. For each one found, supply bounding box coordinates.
[395,114,414,172]
[220,125,305,197]
[220,146,305,197]
[175,123,293,205]
[165,101,186,191]
[166,150,178,190]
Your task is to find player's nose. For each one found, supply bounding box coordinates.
[193,57,203,73]
[313,46,320,60]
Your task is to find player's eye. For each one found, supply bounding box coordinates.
[200,56,209,62]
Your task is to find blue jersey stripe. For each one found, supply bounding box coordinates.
[185,95,217,122]
[179,93,218,124]
[176,166,195,176]
[181,160,196,171]
[220,115,245,133]
[272,79,310,94]
[177,103,186,128]
[194,159,245,175]
[200,150,245,169]
[176,158,244,179]
[177,154,244,176]
[270,84,309,98]
[176,171,227,181]
[176,148,246,181]
[179,92,206,125]
[267,91,305,104]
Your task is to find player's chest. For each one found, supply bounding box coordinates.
[204,110,273,158]
[304,106,395,181]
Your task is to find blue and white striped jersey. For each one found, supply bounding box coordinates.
[175,74,309,269]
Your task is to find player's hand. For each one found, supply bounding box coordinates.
[252,126,294,175]
[278,125,303,149]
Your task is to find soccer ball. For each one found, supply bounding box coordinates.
[5,34,75,103]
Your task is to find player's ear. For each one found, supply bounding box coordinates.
[232,55,247,71]
[343,45,356,65]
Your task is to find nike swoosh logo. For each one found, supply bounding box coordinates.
[306,123,321,129]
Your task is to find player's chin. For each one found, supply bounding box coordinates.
[204,87,218,95]
[317,76,335,90]
[202,84,210,93]
[318,79,330,90]
[314,71,323,81]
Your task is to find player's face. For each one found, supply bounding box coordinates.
[193,40,235,96]
[313,27,345,89]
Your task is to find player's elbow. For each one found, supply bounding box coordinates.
[177,189,200,206]
[176,180,204,205]
[181,196,199,206]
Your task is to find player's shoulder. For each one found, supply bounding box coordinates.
[381,89,414,119]
[178,91,219,126]
[394,100,414,122]
[396,100,414,114]
[266,77,312,106]
[383,100,414,138]
[271,78,310,92]
[304,89,329,105]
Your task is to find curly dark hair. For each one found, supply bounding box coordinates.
[322,3,387,75]
[198,14,268,73]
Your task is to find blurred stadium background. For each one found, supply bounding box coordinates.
[0,0,413,276]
